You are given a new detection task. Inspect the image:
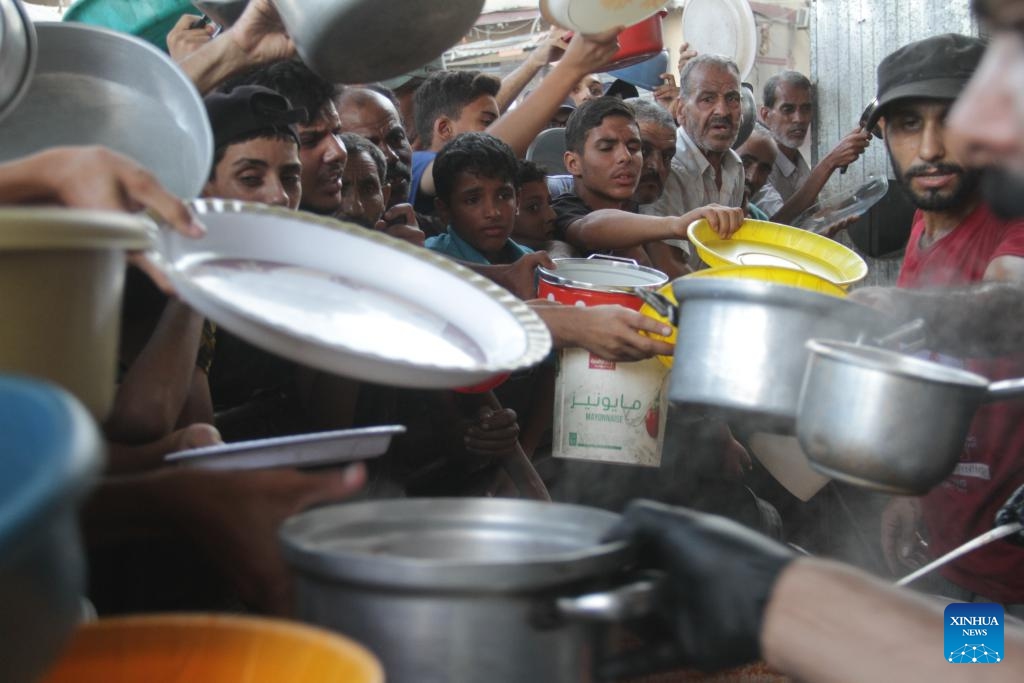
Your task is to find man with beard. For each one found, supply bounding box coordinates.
[867,33,1024,609]
[644,55,746,221]
[753,71,871,221]
[232,60,347,217]
[335,87,413,207]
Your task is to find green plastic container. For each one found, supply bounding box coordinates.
[63,0,194,53]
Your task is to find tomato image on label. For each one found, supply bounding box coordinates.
[645,398,659,438]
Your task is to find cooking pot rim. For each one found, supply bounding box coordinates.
[673,276,874,315]
[280,498,634,592]
[538,258,668,293]
[805,339,989,389]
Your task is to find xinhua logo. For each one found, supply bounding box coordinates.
[945,603,1005,663]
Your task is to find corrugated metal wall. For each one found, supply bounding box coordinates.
[810,0,977,285]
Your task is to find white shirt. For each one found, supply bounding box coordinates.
[750,182,785,218]
[641,126,745,219]
[756,147,811,210]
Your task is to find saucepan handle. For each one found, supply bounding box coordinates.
[586,253,639,266]
[556,574,662,622]
[986,377,1024,402]
[635,288,677,324]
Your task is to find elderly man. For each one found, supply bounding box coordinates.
[856,33,1024,609]
[335,87,414,206]
[754,71,871,221]
[734,125,781,220]
[645,55,746,220]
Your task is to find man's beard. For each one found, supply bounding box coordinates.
[889,153,980,212]
[981,168,1024,219]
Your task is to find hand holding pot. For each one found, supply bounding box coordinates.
[463,407,520,459]
[601,500,794,676]
[167,14,216,63]
[996,484,1024,546]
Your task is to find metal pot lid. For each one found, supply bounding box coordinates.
[538,257,668,294]
[0,0,36,124]
[156,200,552,390]
[806,339,990,389]
[0,207,154,251]
[0,22,212,199]
[280,498,632,592]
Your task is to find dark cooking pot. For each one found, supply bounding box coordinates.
[797,340,1024,494]
[641,278,906,433]
[281,498,661,683]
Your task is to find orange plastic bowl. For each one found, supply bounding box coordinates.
[41,614,383,683]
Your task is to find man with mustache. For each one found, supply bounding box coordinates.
[867,33,1024,609]
[753,71,871,221]
[335,87,413,207]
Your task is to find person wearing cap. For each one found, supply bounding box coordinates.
[203,85,305,210]
[846,33,1024,609]
[752,70,871,222]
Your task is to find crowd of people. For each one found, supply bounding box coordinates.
[4,0,1024,679]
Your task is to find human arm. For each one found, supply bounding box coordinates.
[106,300,208,444]
[176,0,295,94]
[462,251,556,300]
[495,30,570,112]
[530,302,675,361]
[769,128,871,225]
[563,204,743,252]
[880,496,928,574]
[166,14,216,63]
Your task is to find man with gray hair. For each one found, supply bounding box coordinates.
[644,54,746,221]
[755,70,871,220]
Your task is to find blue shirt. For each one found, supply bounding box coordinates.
[425,225,533,265]
[410,150,437,216]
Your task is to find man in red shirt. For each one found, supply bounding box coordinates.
[868,34,1024,606]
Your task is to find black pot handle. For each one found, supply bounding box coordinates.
[635,288,677,325]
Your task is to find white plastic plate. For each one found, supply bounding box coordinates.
[681,0,758,80]
[155,200,552,389]
[165,426,405,471]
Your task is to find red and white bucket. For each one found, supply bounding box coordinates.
[537,255,668,311]
[543,256,671,468]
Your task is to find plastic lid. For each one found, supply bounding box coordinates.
[0,207,154,251]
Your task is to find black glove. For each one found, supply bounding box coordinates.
[599,500,795,678]
[995,483,1024,546]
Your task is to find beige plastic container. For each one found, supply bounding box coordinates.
[0,208,152,419]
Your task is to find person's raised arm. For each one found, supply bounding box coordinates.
[488,29,621,157]
[564,204,743,252]
[177,0,295,94]
[495,30,570,113]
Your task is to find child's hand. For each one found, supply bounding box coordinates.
[463,407,520,459]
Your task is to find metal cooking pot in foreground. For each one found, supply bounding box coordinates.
[797,340,1024,495]
[281,498,661,683]
[664,278,903,432]
[0,0,35,124]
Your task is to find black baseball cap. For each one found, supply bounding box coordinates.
[204,85,308,151]
[866,33,984,131]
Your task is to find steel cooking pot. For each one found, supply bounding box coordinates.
[195,0,486,84]
[281,498,661,683]
[660,278,901,432]
[0,0,35,124]
[797,340,1024,494]
[537,255,668,310]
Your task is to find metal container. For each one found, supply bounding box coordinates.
[0,22,212,199]
[668,278,891,432]
[195,0,486,84]
[538,255,668,310]
[797,340,1024,494]
[281,498,658,683]
[0,0,35,124]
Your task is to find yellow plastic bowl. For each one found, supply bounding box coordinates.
[41,614,384,683]
[687,218,868,287]
[639,266,848,367]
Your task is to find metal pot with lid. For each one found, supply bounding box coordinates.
[0,0,35,124]
[281,498,660,683]
[537,254,668,310]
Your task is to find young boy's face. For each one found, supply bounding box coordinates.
[440,171,517,259]
[512,179,556,245]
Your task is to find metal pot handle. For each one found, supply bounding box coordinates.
[861,318,927,349]
[986,377,1024,402]
[635,288,678,324]
[586,253,639,266]
[555,574,662,622]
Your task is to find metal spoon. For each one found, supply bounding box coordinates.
[896,521,1024,586]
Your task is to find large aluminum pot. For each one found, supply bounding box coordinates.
[667,278,894,432]
[797,340,1024,495]
[0,22,212,199]
[196,0,486,84]
[0,0,35,124]
[281,498,660,683]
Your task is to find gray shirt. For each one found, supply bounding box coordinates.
[756,147,811,208]
[642,126,745,219]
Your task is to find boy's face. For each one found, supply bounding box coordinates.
[204,136,302,210]
[565,114,642,204]
[438,171,517,259]
[513,179,556,244]
[434,95,500,150]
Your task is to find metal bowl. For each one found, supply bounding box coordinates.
[0,0,36,124]
[0,22,212,198]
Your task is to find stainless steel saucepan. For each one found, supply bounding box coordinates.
[797,340,1024,494]
[0,0,35,124]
